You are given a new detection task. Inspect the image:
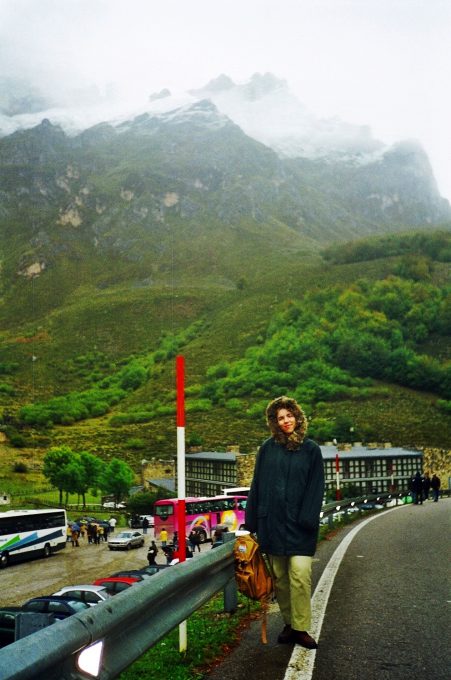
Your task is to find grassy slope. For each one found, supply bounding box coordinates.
[1,241,450,497]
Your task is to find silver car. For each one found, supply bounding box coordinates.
[108,530,145,550]
[52,585,112,606]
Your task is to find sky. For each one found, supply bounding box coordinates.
[0,0,450,201]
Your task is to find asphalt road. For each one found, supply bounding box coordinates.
[206,499,450,680]
[314,499,450,680]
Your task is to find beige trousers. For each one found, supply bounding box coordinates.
[269,555,313,631]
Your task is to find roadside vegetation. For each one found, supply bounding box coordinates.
[119,593,260,680]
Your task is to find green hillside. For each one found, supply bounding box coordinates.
[1,231,450,485]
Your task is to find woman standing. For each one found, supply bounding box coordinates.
[245,396,324,650]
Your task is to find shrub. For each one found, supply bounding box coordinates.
[308,418,336,442]
[13,461,28,473]
[187,432,204,446]
[0,362,19,375]
[109,414,132,427]
[245,401,269,418]
[225,398,243,411]
[126,438,146,450]
[206,362,230,379]
[186,399,213,413]
[9,433,27,447]
[119,364,148,390]
[436,399,451,414]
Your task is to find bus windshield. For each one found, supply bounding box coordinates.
[153,495,247,543]
[154,504,174,517]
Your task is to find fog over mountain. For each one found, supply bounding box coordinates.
[0,71,445,195]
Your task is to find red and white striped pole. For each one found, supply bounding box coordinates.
[176,355,187,652]
[335,451,342,501]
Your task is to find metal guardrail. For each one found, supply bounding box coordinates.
[320,491,404,526]
[1,491,448,679]
[319,490,450,525]
[0,538,237,680]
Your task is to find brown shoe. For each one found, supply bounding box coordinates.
[277,624,294,644]
[292,630,318,649]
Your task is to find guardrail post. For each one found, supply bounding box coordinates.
[222,532,238,613]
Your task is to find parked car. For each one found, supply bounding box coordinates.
[102,502,126,509]
[108,530,145,550]
[22,596,90,620]
[109,570,153,581]
[137,564,170,576]
[52,585,112,606]
[129,515,154,528]
[92,577,141,595]
[0,607,22,648]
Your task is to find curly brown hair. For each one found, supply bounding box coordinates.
[265,395,307,450]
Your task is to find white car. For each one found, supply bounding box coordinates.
[129,515,154,528]
[102,501,126,509]
[52,585,112,606]
[108,530,145,550]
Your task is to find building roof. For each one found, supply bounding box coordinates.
[146,478,176,493]
[184,447,422,462]
[320,445,422,460]
[185,452,240,462]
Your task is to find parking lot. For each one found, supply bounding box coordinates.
[0,528,170,608]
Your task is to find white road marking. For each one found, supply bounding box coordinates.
[283,505,405,680]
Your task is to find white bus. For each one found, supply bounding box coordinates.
[0,508,67,568]
[221,487,250,497]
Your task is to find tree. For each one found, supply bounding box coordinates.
[77,451,103,507]
[99,458,135,504]
[62,459,84,505]
[126,490,171,516]
[43,446,74,504]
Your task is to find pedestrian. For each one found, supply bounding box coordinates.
[163,544,174,564]
[431,473,441,502]
[245,395,324,650]
[142,516,149,534]
[422,473,431,501]
[147,540,159,565]
[173,531,178,550]
[71,523,80,547]
[92,524,100,545]
[211,524,228,548]
[191,528,202,553]
[160,527,168,547]
[411,471,423,504]
[108,517,117,533]
[172,544,193,563]
[188,529,196,552]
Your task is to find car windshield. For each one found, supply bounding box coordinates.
[116,532,132,538]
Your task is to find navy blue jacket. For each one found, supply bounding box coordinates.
[245,437,324,556]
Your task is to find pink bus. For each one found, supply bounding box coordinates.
[153,495,247,543]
